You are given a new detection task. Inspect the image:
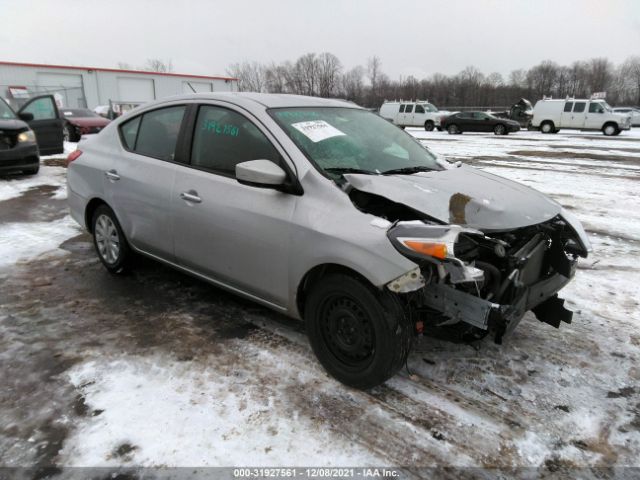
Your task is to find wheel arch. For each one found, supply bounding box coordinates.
[295,263,380,320]
[84,197,109,233]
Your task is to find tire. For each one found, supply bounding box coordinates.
[424,121,435,132]
[22,165,40,175]
[602,123,618,136]
[540,121,555,134]
[63,124,78,143]
[304,273,412,389]
[91,204,132,274]
[436,126,443,132]
[447,124,460,135]
[494,124,506,135]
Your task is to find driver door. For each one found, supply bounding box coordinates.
[172,104,298,307]
[17,95,64,155]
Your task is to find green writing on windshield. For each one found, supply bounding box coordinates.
[202,119,239,137]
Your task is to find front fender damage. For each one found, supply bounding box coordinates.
[384,216,582,343]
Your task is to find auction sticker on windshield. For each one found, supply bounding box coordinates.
[291,120,346,143]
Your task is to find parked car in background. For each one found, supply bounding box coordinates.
[379,101,450,131]
[531,99,631,135]
[491,98,534,128]
[61,108,111,142]
[67,92,590,389]
[441,111,520,135]
[0,95,64,174]
[612,107,640,127]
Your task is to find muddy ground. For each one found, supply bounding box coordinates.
[0,130,639,478]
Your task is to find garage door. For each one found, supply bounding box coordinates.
[182,81,212,93]
[36,72,85,108]
[117,77,155,103]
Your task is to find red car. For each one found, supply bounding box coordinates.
[60,108,111,142]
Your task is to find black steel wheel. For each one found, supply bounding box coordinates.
[305,273,412,389]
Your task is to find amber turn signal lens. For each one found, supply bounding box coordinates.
[402,240,448,259]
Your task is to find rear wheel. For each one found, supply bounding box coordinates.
[603,123,618,136]
[424,120,435,131]
[63,124,78,142]
[447,124,460,135]
[91,204,131,274]
[494,124,506,135]
[540,121,555,134]
[305,274,412,389]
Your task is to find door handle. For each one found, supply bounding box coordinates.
[180,190,202,204]
[105,169,120,181]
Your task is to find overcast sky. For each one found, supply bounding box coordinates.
[1,0,639,79]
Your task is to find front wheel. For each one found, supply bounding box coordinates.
[305,274,412,389]
[494,124,506,135]
[603,123,618,136]
[92,204,132,274]
[424,121,435,131]
[447,124,460,135]
[63,124,78,142]
[540,121,555,134]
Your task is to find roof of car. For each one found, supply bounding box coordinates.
[159,92,360,109]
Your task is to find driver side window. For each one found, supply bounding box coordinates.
[191,105,282,176]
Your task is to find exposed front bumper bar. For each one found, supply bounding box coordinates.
[422,267,574,343]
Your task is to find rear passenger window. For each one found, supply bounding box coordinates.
[564,102,573,112]
[573,102,586,113]
[132,106,186,160]
[399,105,405,113]
[120,116,141,149]
[405,105,414,113]
[191,105,281,176]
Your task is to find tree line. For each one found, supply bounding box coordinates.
[227,54,640,109]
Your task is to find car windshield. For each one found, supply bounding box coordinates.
[0,98,17,120]
[424,103,438,112]
[62,109,98,117]
[270,107,443,176]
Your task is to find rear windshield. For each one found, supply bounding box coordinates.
[0,98,16,120]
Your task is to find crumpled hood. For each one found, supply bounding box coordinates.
[344,165,562,231]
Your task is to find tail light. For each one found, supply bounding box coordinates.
[66,149,83,166]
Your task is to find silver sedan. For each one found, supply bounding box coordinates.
[67,93,591,389]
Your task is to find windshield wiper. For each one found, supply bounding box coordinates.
[382,166,439,175]
[324,167,378,175]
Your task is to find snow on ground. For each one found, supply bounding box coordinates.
[0,166,66,203]
[0,216,80,270]
[1,129,639,471]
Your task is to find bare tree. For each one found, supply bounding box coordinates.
[227,62,266,92]
[117,62,133,70]
[144,58,174,73]
[620,56,640,105]
[342,66,365,103]
[317,52,342,97]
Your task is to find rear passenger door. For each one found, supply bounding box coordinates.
[110,104,187,260]
[565,101,587,129]
[171,104,298,307]
[17,95,64,155]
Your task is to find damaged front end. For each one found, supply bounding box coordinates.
[385,212,591,343]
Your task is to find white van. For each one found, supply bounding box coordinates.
[379,101,449,131]
[531,99,631,136]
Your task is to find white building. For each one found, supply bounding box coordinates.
[0,60,238,110]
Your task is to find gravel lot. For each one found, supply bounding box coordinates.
[1,130,639,475]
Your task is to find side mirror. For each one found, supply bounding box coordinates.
[19,112,34,122]
[236,160,287,188]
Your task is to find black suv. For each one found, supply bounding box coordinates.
[0,95,64,175]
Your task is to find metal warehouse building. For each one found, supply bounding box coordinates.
[0,60,237,110]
